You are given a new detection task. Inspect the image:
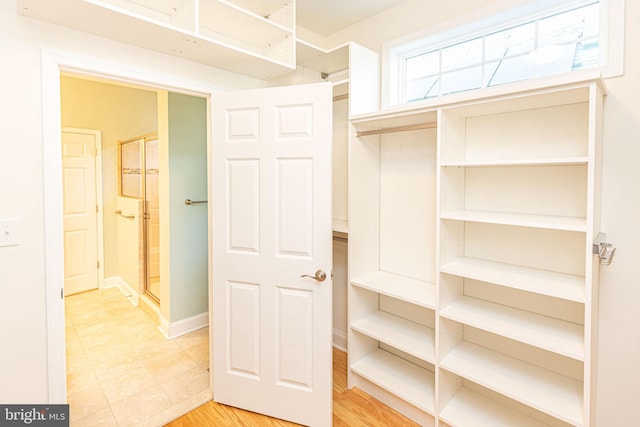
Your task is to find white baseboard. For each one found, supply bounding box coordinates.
[333,329,347,352]
[104,276,138,306]
[159,311,209,340]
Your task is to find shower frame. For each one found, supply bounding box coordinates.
[117,131,160,304]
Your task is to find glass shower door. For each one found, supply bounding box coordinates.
[119,134,160,304]
[144,137,160,302]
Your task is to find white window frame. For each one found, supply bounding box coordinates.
[382,0,624,107]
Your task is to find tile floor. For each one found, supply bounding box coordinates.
[65,288,211,426]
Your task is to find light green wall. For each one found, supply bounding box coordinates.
[167,92,209,320]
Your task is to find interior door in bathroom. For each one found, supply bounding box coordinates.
[62,128,100,295]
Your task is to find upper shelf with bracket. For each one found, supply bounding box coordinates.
[18,0,297,80]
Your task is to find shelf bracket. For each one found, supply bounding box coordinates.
[593,232,616,266]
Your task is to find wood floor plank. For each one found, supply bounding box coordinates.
[165,348,419,427]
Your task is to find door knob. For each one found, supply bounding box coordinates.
[301,269,327,282]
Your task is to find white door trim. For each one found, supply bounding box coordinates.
[61,127,105,291]
[42,49,221,403]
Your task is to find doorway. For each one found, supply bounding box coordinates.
[49,51,335,424]
[53,67,211,424]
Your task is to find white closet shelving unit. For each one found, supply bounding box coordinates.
[348,74,605,427]
[349,96,439,425]
[19,0,296,79]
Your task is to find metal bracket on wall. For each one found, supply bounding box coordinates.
[593,232,616,266]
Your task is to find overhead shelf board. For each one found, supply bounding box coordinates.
[19,0,297,80]
[296,40,349,75]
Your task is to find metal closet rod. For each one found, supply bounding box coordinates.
[356,122,437,137]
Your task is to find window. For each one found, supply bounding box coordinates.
[385,0,623,105]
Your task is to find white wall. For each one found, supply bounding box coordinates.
[326,0,529,53]
[3,0,638,421]
[0,1,263,403]
[316,0,640,424]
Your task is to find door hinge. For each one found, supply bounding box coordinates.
[97,260,100,269]
[96,205,99,213]
[60,288,64,299]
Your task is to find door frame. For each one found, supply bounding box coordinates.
[61,127,105,292]
[42,50,221,403]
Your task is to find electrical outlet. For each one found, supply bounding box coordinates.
[0,219,19,247]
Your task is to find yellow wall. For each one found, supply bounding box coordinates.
[60,76,157,280]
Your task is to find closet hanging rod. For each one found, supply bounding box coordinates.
[356,122,437,137]
[185,199,208,206]
[333,93,348,102]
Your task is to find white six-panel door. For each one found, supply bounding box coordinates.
[212,83,333,426]
[62,129,99,296]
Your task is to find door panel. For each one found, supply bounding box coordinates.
[277,286,313,389]
[212,83,333,427]
[228,280,261,377]
[227,159,260,253]
[277,158,313,257]
[62,130,99,296]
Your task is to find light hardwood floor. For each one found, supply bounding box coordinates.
[165,348,419,427]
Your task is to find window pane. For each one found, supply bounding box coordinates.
[406,76,440,101]
[537,43,578,76]
[442,38,482,72]
[573,39,599,69]
[485,55,536,86]
[441,66,482,95]
[406,50,439,80]
[400,1,602,104]
[580,3,600,39]
[485,22,535,61]
[539,3,599,47]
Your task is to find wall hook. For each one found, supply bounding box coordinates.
[593,232,616,266]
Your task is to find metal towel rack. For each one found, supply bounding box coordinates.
[115,209,135,219]
[185,199,208,206]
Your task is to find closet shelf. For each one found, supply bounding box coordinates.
[439,210,587,232]
[332,219,348,234]
[20,0,297,80]
[440,296,584,360]
[351,271,436,309]
[351,311,435,363]
[351,349,435,415]
[296,40,350,76]
[441,156,589,167]
[440,341,583,426]
[440,257,585,303]
[199,0,293,50]
[440,387,549,427]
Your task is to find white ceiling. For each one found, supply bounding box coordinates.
[296,0,408,37]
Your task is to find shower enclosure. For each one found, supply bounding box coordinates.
[119,132,160,303]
